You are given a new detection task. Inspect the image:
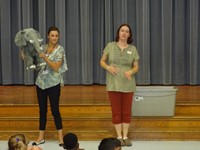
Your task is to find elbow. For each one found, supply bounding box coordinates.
[53,62,62,72]
[134,66,139,74]
[100,60,103,68]
[136,66,139,73]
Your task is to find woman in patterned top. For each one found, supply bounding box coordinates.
[32,26,67,147]
[100,24,139,147]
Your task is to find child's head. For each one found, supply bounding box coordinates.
[98,137,121,150]
[63,132,79,150]
[8,134,29,150]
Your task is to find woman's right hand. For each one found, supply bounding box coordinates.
[39,52,46,60]
[106,65,119,75]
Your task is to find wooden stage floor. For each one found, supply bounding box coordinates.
[0,84,200,141]
[0,85,199,105]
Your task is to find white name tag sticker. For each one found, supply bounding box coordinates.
[135,96,144,101]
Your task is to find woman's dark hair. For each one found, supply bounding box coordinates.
[115,23,133,44]
[47,26,60,35]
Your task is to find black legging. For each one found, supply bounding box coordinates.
[36,84,63,130]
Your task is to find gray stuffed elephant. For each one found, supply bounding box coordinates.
[14,28,45,70]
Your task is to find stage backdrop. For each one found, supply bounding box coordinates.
[0,0,200,85]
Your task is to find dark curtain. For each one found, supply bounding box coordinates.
[0,0,199,85]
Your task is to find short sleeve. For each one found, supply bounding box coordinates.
[133,46,140,61]
[57,46,68,73]
[54,47,63,61]
[103,42,112,56]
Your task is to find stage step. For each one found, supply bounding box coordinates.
[1,102,200,141]
[1,103,200,118]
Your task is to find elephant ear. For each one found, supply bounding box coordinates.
[14,30,27,47]
[35,30,43,43]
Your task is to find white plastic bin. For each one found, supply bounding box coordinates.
[132,86,178,116]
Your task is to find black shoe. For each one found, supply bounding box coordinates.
[59,143,64,147]
[32,139,45,146]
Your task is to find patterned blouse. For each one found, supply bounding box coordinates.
[103,42,139,92]
[35,44,68,90]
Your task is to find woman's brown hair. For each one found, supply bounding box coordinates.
[115,23,133,44]
[47,26,60,35]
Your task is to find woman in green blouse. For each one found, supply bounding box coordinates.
[100,24,139,147]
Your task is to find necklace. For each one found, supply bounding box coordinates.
[46,44,57,54]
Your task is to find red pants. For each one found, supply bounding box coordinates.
[108,91,133,124]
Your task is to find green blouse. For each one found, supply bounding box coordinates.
[103,42,139,92]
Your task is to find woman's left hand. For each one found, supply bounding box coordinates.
[39,52,46,59]
[124,70,133,80]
